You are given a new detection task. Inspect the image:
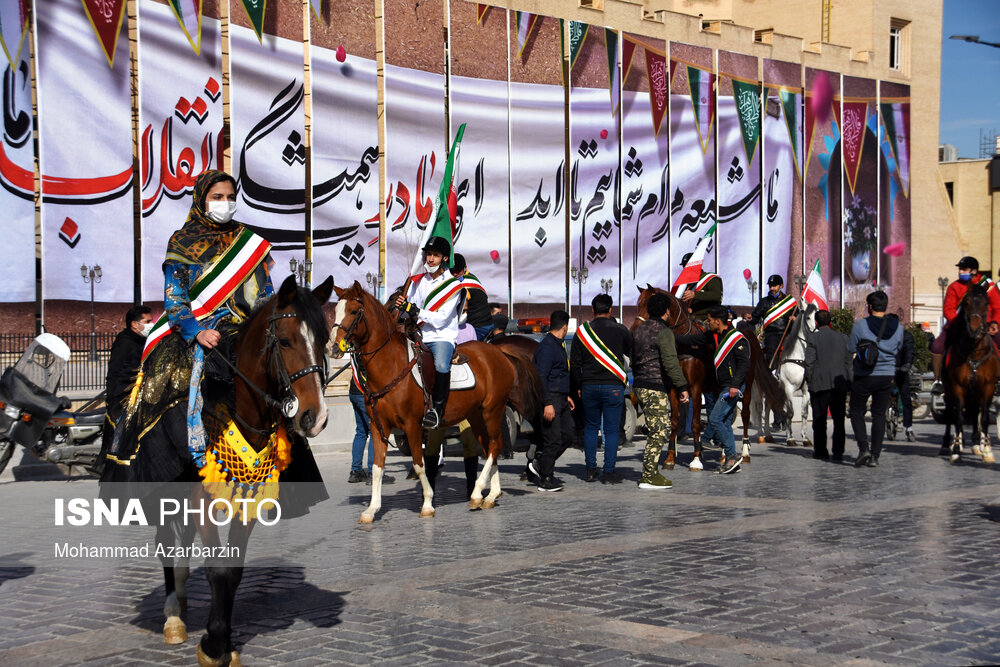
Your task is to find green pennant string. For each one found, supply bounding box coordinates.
[732,79,761,166]
[239,0,266,42]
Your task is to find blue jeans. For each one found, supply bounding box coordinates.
[427,341,455,373]
[349,393,374,473]
[581,384,625,473]
[702,386,743,459]
[474,324,493,341]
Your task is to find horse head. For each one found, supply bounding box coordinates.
[248,274,333,438]
[329,280,372,359]
[802,302,818,336]
[962,283,990,340]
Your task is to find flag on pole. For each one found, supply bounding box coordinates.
[409,124,467,276]
[167,0,204,54]
[800,259,829,311]
[671,223,717,296]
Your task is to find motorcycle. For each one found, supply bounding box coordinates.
[0,333,106,477]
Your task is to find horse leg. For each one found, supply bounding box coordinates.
[662,394,679,470]
[411,423,436,518]
[800,387,812,448]
[359,423,395,523]
[981,400,995,463]
[196,517,253,667]
[158,514,194,644]
[740,392,752,463]
[951,395,965,464]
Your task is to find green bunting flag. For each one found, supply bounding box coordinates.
[605,29,619,116]
[687,65,715,153]
[239,0,266,42]
[732,79,761,165]
[779,89,803,179]
[568,20,589,70]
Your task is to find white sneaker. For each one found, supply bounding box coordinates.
[689,456,704,471]
[905,428,916,442]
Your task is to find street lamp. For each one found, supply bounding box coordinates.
[570,265,589,285]
[80,264,102,361]
[793,273,807,294]
[744,269,758,304]
[950,35,1000,49]
[365,271,384,296]
[289,258,312,288]
[600,278,614,294]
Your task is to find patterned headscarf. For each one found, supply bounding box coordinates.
[165,170,241,266]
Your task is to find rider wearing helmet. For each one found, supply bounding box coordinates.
[678,252,724,323]
[751,274,796,371]
[394,235,462,429]
[930,256,1000,390]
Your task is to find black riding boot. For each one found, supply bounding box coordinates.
[424,454,439,493]
[463,455,479,499]
[422,372,451,429]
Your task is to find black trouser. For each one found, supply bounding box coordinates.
[536,394,574,478]
[763,332,783,370]
[894,370,913,428]
[810,388,847,457]
[849,374,894,460]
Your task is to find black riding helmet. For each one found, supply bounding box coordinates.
[422,235,451,257]
[681,252,693,267]
[767,274,784,287]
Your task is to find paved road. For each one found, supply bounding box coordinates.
[2,415,1000,666]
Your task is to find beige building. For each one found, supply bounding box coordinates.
[938,155,1000,286]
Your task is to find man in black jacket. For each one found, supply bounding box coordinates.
[804,310,852,460]
[889,313,916,442]
[527,310,575,491]
[676,306,750,474]
[752,274,795,371]
[99,305,152,466]
[451,253,494,340]
[571,293,633,483]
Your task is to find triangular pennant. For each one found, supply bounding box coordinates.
[880,101,910,197]
[310,0,322,21]
[0,0,29,72]
[687,65,716,153]
[732,79,761,166]
[515,11,540,59]
[568,20,589,69]
[167,0,204,55]
[803,90,828,183]
[621,36,637,82]
[645,48,668,137]
[239,0,267,42]
[836,100,869,195]
[476,4,490,24]
[80,0,127,68]
[605,29,620,117]
[779,88,803,180]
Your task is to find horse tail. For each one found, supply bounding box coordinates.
[501,348,546,437]
[738,322,789,422]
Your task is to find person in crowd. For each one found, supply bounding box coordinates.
[485,313,510,342]
[99,305,153,466]
[631,292,689,489]
[395,235,462,429]
[889,313,916,442]
[804,309,852,461]
[678,252,724,324]
[676,306,750,474]
[571,293,632,484]
[752,274,796,371]
[450,253,493,340]
[930,256,1000,391]
[848,290,903,468]
[524,310,575,492]
[347,356,396,485]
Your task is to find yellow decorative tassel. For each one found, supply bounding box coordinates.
[126,371,144,410]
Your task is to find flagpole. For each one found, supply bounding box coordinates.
[375,0,387,296]
[506,8,513,319]
[127,0,142,305]
[28,1,43,334]
[221,0,232,173]
[302,0,313,288]
[562,18,572,317]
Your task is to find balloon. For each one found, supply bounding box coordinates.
[883,242,906,257]
[490,250,500,262]
[600,129,608,140]
[743,268,752,280]
[811,71,833,125]
[336,45,347,62]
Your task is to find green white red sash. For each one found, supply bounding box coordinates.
[760,294,796,330]
[142,229,271,361]
[350,354,365,391]
[714,328,746,369]
[461,273,487,294]
[694,272,719,291]
[423,275,464,312]
[577,321,627,383]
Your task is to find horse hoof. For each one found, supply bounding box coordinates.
[786,439,796,447]
[764,436,775,443]
[803,440,812,448]
[741,455,751,463]
[983,451,996,464]
[972,445,982,456]
[950,454,960,464]
[469,497,483,509]
[229,651,242,667]
[196,645,225,667]
[757,436,766,444]
[482,499,496,509]
[662,462,675,470]
[164,616,187,644]
[358,513,374,525]
[419,507,435,518]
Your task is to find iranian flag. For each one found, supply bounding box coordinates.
[671,222,717,296]
[409,123,466,276]
[801,259,829,311]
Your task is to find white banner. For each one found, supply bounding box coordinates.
[510,80,565,305]
[0,47,35,302]
[139,1,223,300]
[669,94,716,280]
[383,64,446,292]
[231,25,306,289]
[620,90,669,305]
[762,93,794,294]
[311,46,380,294]
[37,0,134,302]
[450,74,510,303]
[717,96,761,307]
[569,86,620,309]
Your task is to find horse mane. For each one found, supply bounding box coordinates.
[636,285,696,332]
[781,302,816,359]
[238,285,331,348]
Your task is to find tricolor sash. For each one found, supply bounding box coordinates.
[577,321,627,383]
[423,275,464,312]
[760,294,796,330]
[461,273,487,294]
[142,229,271,361]
[350,354,366,392]
[693,272,720,292]
[714,328,747,369]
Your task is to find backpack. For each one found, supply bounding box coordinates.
[856,316,890,369]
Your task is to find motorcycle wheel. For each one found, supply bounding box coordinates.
[0,439,14,476]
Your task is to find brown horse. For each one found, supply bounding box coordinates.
[943,282,998,464]
[634,285,787,469]
[330,281,539,522]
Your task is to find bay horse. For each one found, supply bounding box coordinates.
[756,300,817,447]
[634,285,787,468]
[102,275,334,667]
[329,281,540,523]
[943,282,998,464]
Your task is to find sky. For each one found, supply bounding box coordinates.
[939,0,1000,158]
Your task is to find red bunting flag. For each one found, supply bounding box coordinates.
[80,0,127,68]
[476,4,490,24]
[621,36,637,82]
[835,100,869,195]
[645,48,668,137]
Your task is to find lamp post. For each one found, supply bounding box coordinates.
[600,277,614,295]
[80,264,102,361]
[746,277,758,305]
[365,271,384,296]
[289,258,312,288]
[937,276,949,330]
[570,265,589,318]
[793,273,807,295]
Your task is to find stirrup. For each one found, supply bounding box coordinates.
[421,408,440,429]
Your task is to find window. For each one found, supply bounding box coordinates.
[889,19,910,73]
[889,26,901,70]
[945,182,954,206]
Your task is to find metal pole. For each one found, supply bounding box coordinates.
[90,272,97,361]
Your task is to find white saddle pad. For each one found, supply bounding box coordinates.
[407,343,476,390]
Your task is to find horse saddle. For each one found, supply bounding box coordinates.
[408,341,476,391]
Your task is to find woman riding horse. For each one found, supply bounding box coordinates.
[101,170,331,666]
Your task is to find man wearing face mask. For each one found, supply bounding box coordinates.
[98,305,152,470]
[930,256,1000,391]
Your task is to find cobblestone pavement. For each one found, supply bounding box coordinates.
[2,416,1000,666]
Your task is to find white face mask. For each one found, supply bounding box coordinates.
[206,200,237,224]
[424,262,436,274]
[139,322,153,338]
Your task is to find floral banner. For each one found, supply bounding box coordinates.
[81,0,128,68]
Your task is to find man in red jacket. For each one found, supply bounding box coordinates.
[931,256,1000,390]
